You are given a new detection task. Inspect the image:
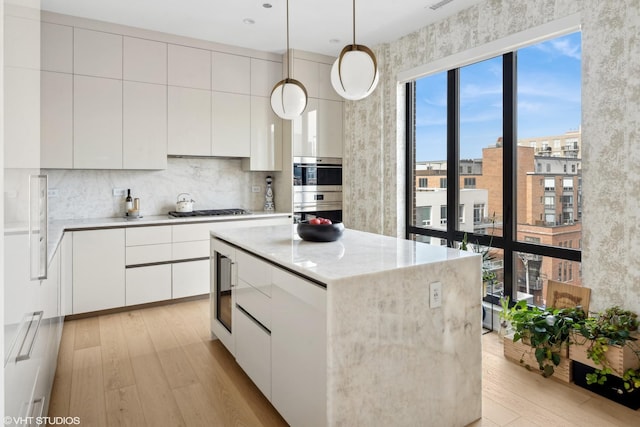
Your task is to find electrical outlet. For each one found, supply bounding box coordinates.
[252,185,262,193]
[430,281,442,308]
[112,188,126,197]
[47,188,59,198]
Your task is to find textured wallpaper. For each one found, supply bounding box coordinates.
[343,0,640,313]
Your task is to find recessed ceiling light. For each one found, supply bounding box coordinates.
[243,18,255,25]
[262,3,272,8]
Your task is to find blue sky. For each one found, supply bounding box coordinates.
[415,32,582,161]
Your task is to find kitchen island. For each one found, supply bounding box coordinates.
[210,224,482,427]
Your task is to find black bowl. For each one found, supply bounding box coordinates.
[297,221,345,242]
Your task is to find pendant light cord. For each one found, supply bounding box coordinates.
[286,0,291,78]
[352,0,356,46]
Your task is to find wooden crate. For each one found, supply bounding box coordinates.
[503,335,571,383]
[569,333,640,377]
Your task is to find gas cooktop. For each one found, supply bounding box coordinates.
[168,208,251,218]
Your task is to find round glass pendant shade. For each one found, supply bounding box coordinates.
[331,46,379,101]
[270,78,308,120]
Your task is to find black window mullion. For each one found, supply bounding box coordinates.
[446,69,459,246]
[405,82,415,239]
[503,52,517,300]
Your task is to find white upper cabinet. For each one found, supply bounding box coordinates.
[292,97,318,158]
[212,52,250,94]
[293,58,319,99]
[123,81,168,169]
[40,22,72,73]
[4,67,40,169]
[243,96,282,171]
[74,28,122,79]
[212,92,250,157]
[318,62,342,101]
[123,36,167,84]
[318,99,343,158]
[41,71,73,168]
[168,86,211,156]
[250,58,282,97]
[4,14,40,69]
[168,44,211,90]
[73,75,123,169]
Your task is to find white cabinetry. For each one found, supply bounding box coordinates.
[41,22,72,73]
[318,99,343,158]
[73,75,123,169]
[126,265,172,306]
[41,71,72,168]
[235,304,272,400]
[168,86,211,156]
[243,96,283,171]
[123,36,167,84]
[73,28,122,79]
[212,52,250,94]
[72,229,125,313]
[211,92,250,157]
[168,44,211,90]
[271,268,327,427]
[172,259,209,299]
[123,81,168,169]
[250,58,282,96]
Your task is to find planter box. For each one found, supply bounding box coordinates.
[569,333,640,378]
[503,335,571,383]
[573,361,640,410]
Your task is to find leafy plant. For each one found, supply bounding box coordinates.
[509,299,586,377]
[573,306,640,391]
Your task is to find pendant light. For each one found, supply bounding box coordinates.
[331,0,379,101]
[270,0,308,120]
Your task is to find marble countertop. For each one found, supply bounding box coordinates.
[211,224,478,285]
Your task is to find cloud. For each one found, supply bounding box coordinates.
[533,37,581,60]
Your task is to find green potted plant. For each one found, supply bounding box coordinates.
[507,299,586,378]
[571,306,640,392]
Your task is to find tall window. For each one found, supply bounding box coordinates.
[406,31,582,307]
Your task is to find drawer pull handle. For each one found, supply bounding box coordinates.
[16,311,44,362]
[30,396,46,419]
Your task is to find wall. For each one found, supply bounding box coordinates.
[45,158,278,219]
[343,0,640,313]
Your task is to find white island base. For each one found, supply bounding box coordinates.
[210,225,482,427]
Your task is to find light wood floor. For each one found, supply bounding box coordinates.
[49,299,640,427]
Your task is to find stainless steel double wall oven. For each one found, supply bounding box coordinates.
[293,157,342,223]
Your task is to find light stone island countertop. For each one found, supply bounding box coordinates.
[211,223,483,426]
[211,223,477,285]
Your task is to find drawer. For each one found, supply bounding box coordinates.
[172,259,210,298]
[234,304,271,400]
[126,226,172,246]
[235,278,271,329]
[126,243,172,265]
[172,223,214,242]
[126,264,172,305]
[172,240,209,260]
[236,250,271,296]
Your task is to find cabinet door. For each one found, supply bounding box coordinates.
[172,259,210,299]
[292,97,319,158]
[271,268,327,427]
[293,58,319,98]
[244,96,282,171]
[318,62,342,101]
[168,44,211,90]
[41,71,73,168]
[250,58,282,96]
[41,22,72,73]
[318,99,343,158]
[72,229,125,314]
[60,232,73,316]
[168,86,211,156]
[212,52,250,94]
[4,66,40,169]
[212,92,250,157]
[74,28,122,79]
[235,305,271,400]
[123,36,167,84]
[126,264,172,305]
[74,75,123,169]
[123,81,168,169]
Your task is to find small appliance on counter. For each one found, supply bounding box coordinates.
[176,193,195,212]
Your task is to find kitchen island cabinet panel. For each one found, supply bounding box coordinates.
[123,36,167,85]
[168,86,211,156]
[234,304,271,400]
[211,92,250,157]
[41,71,73,168]
[126,264,172,306]
[73,28,122,79]
[123,81,168,169]
[72,229,125,314]
[73,75,123,169]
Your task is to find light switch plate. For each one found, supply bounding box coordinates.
[252,185,261,193]
[430,281,442,308]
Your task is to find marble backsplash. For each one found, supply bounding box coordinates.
[44,157,283,220]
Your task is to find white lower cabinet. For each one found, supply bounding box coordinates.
[172,259,210,299]
[234,304,271,400]
[72,228,125,313]
[126,264,172,305]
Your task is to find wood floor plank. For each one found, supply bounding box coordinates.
[162,303,207,347]
[48,320,76,418]
[119,310,156,357]
[105,385,147,427]
[480,395,519,426]
[173,382,226,426]
[140,306,180,352]
[99,314,136,391]
[74,316,101,350]
[69,346,107,427]
[129,353,186,427]
[157,347,199,390]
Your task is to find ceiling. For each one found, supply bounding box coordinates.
[41,0,484,57]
